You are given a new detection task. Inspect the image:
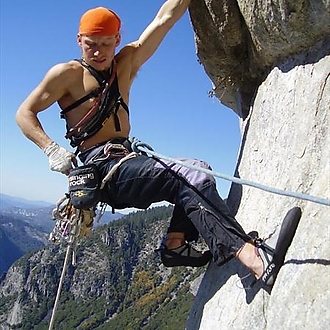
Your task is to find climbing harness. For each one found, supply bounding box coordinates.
[130,138,330,207]
[60,59,130,149]
[100,152,137,189]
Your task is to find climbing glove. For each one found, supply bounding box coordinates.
[43,141,76,175]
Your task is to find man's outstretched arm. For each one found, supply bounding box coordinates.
[128,0,192,77]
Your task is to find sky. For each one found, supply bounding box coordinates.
[0,0,241,206]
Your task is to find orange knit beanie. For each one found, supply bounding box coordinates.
[79,7,121,36]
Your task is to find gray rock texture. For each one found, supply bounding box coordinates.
[187,0,330,329]
[189,0,330,118]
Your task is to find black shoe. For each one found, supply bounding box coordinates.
[160,243,213,267]
[255,207,302,289]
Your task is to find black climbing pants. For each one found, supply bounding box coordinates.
[80,145,251,265]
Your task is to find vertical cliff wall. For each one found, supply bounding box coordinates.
[187,1,330,329]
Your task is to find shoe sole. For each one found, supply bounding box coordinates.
[262,206,302,287]
[161,250,213,267]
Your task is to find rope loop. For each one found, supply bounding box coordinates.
[131,137,154,154]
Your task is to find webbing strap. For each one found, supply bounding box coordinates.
[60,87,103,117]
[60,59,130,148]
[60,59,114,117]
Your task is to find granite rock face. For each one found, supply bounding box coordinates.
[187,1,330,329]
[189,0,330,118]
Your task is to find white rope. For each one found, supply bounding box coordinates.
[48,202,86,328]
[48,244,72,330]
[131,140,330,207]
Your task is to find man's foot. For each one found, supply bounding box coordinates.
[254,239,276,286]
[160,243,213,267]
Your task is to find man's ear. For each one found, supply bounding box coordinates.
[115,33,121,46]
[77,34,82,46]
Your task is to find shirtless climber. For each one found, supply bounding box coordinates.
[16,0,300,288]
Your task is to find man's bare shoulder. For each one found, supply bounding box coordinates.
[46,61,83,82]
[116,43,141,80]
[115,43,137,62]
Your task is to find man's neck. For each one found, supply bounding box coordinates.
[81,58,114,80]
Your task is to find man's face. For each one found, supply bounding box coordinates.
[78,34,120,71]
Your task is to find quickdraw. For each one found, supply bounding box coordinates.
[50,196,96,243]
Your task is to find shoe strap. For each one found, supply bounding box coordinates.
[255,238,275,254]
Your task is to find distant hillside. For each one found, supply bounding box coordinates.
[0,227,23,274]
[0,193,53,209]
[0,209,52,275]
[0,194,124,276]
[0,205,207,330]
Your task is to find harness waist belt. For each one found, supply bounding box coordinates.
[79,138,132,164]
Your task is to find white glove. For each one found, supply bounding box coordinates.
[43,141,76,174]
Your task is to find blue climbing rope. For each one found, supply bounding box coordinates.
[131,138,330,207]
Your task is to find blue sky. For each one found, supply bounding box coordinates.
[0,0,241,205]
